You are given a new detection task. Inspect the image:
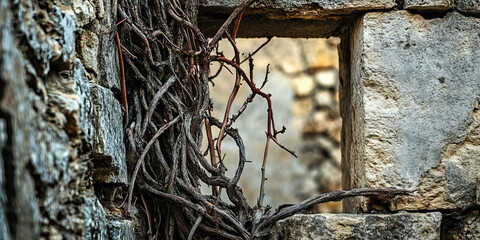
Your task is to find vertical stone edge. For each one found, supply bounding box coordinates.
[340,14,367,213]
[0,1,41,238]
[0,119,9,239]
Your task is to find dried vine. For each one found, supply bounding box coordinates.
[115,1,410,239]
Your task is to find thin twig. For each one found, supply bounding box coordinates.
[208,0,260,50]
[240,37,272,64]
[115,32,128,126]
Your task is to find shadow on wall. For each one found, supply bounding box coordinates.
[204,37,342,213]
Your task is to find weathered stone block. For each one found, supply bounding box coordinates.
[72,0,96,27]
[31,59,93,184]
[0,120,9,240]
[201,0,396,11]
[343,11,480,212]
[443,210,480,240]
[1,7,41,238]
[98,34,121,90]
[403,0,452,10]
[477,180,480,205]
[270,212,441,240]
[199,1,396,38]
[83,197,108,239]
[455,0,480,14]
[108,220,134,240]
[91,85,127,184]
[77,30,100,73]
[73,59,95,144]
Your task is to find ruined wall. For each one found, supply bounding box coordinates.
[201,0,480,239]
[0,0,139,239]
[2,0,480,239]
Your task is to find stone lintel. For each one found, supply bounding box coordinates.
[199,0,397,38]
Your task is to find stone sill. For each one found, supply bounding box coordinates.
[269,212,442,240]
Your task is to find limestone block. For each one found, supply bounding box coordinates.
[294,74,315,97]
[108,220,134,240]
[477,180,480,205]
[269,213,441,240]
[403,0,452,10]
[315,90,334,107]
[14,2,77,70]
[344,11,480,212]
[48,5,77,64]
[444,210,480,239]
[300,38,339,69]
[73,60,95,144]
[199,1,395,38]
[83,197,108,239]
[30,59,93,184]
[98,33,120,89]
[455,0,480,13]
[72,0,96,27]
[260,38,304,74]
[78,30,100,73]
[0,120,8,240]
[201,0,396,12]
[91,85,127,184]
[0,9,41,238]
[315,70,338,88]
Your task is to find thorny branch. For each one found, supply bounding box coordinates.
[116,0,410,239]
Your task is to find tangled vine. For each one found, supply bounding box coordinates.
[114,0,409,239]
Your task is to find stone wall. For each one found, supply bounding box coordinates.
[1,0,480,239]
[200,0,480,239]
[0,0,139,239]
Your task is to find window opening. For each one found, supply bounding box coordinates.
[204,37,342,213]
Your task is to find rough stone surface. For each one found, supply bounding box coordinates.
[455,0,480,14]
[97,32,121,90]
[72,0,97,27]
[343,11,480,212]
[201,0,396,11]
[78,30,100,73]
[1,3,40,238]
[199,0,396,38]
[443,210,480,240]
[83,197,108,239]
[478,181,480,205]
[91,85,127,184]
[108,220,135,240]
[0,0,136,239]
[403,0,452,10]
[0,120,7,239]
[270,212,442,240]
[3,0,480,238]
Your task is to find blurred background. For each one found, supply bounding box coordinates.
[204,37,342,213]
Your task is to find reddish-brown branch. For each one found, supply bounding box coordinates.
[211,56,274,135]
[117,1,409,238]
[212,55,296,208]
[215,13,244,165]
[115,32,128,126]
[204,116,219,196]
